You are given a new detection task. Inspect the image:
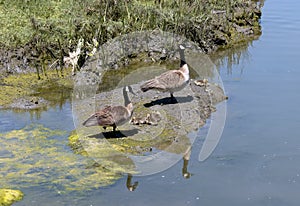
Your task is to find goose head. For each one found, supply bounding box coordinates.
[124,85,136,96]
[123,85,136,112]
[178,44,187,66]
[179,44,186,51]
[178,44,189,76]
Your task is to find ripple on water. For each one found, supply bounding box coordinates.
[259,155,300,187]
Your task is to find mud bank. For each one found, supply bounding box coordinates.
[0,1,262,109]
[0,0,263,74]
[71,67,227,174]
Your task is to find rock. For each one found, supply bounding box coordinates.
[9,97,48,110]
[81,30,202,73]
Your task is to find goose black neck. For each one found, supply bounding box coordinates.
[123,87,131,106]
[179,49,186,67]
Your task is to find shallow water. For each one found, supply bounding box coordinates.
[2,0,300,205]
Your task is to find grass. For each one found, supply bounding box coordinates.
[0,0,263,71]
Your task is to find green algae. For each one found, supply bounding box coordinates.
[69,97,192,175]
[0,124,127,193]
[0,68,73,107]
[0,189,23,206]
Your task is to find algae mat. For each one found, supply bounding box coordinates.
[0,124,126,193]
[0,189,23,206]
[0,68,73,108]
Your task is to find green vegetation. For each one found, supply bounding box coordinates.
[0,189,23,206]
[0,124,126,192]
[70,97,191,161]
[0,0,262,72]
[0,67,73,107]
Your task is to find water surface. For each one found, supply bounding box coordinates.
[2,0,300,205]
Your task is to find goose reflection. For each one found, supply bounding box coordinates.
[126,174,139,192]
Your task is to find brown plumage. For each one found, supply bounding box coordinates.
[82,86,135,131]
[140,45,189,98]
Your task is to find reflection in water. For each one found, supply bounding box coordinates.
[182,148,192,179]
[10,107,47,120]
[209,40,254,75]
[0,27,263,206]
[7,82,72,120]
[126,174,139,192]
[125,148,192,192]
[209,0,265,75]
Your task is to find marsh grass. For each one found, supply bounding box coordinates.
[0,0,262,73]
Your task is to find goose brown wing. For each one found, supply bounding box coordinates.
[97,106,129,126]
[110,106,130,125]
[96,106,115,126]
[157,70,185,89]
[141,70,184,92]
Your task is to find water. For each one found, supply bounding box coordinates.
[2,0,300,205]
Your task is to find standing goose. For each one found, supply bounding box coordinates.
[140,45,189,99]
[82,86,135,132]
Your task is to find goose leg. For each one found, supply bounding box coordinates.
[113,125,117,132]
[170,92,177,103]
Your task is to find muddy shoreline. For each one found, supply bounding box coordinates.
[70,76,227,175]
[0,1,263,110]
[0,1,262,76]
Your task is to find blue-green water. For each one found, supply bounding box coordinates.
[2,0,300,205]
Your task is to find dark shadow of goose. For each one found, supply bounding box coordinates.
[88,128,140,139]
[143,95,194,108]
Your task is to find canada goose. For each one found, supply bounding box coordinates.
[194,79,208,87]
[131,111,162,126]
[140,45,189,99]
[131,116,148,125]
[145,111,162,125]
[82,86,135,131]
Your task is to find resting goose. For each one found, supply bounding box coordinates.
[82,86,135,131]
[140,45,189,98]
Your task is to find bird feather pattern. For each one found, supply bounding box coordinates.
[140,70,188,92]
[140,45,189,97]
[95,106,130,126]
[82,86,135,131]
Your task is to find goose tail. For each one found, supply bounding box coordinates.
[140,79,161,92]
